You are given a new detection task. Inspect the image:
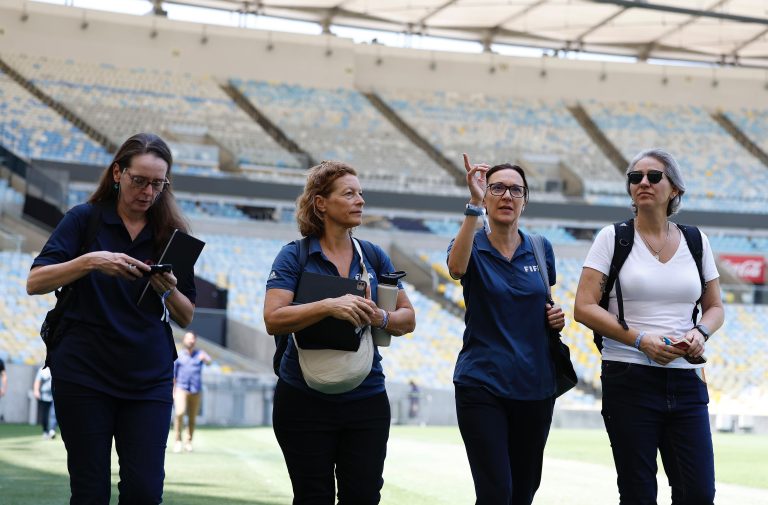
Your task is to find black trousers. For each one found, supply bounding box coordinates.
[37,400,52,432]
[52,379,172,505]
[273,380,391,505]
[456,385,555,505]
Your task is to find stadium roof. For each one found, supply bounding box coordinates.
[157,0,768,67]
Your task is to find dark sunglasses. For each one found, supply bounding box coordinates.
[628,170,664,185]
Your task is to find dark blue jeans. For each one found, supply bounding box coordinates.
[272,380,391,505]
[601,361,715,505]
[455,385,555,505]
[53,379,172,505]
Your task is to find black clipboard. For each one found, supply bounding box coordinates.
[293,271,367,351]
[137,229,206,310]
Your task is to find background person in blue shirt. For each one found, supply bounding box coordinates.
[447,154,566,505]
[173,331,211,453]
[27,133,196,505]
[264,160,416,505]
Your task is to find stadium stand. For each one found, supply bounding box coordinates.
[377,89,623,197]
[1,2,767,425]
[0,251,53,365]
[4,54,300,172]
[231,80,459,192]
[725,108,768,154]
[583,101,768,213]
[0,179,23,212]
[0,70,111,165]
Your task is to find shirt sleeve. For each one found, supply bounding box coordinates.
[31,204,90,268]
[583,225,615,276]
[446,234,478,280]
[700,232,719,282]
[266,241,302,292]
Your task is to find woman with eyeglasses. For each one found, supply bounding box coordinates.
[574,148,723,505]
[447,154,565,505]
[27,133,195,504]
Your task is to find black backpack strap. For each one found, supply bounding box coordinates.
[529,234,552,303]
[594,219,634,352]
[273,237,310,376]
[678,223,705,324]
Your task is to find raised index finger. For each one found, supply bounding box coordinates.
[463,153,473,172]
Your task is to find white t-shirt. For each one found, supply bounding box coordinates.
[583,223,719,368]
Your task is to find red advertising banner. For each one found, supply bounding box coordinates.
[719,255,766,284]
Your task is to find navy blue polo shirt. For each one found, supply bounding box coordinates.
[449,230,556,400]
[266,236,401,402]
[32,202,196,402]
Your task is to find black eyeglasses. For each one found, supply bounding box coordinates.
[487,182,527,198]
[123,169,170,193]
[628,170,664,185]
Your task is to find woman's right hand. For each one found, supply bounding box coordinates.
[463,153,489,204]
[325,294,376,328]
[86,252,150,280]
[639,333,687,366]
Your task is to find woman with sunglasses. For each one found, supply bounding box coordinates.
[574,148,724,505]
[27,133,195,504]
[447,154,565,505]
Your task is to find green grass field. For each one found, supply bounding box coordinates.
[1,424,766,504]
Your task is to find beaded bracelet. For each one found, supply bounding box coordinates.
[378,309,390,330]
[634,331,646,350]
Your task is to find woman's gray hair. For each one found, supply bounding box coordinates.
[626,148,686,216]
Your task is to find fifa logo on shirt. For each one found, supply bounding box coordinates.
[523,265,540,273]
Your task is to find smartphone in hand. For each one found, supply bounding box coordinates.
[144,264,173,277]
[665,337,706,364]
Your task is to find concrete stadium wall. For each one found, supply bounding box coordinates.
[2,0,766,108]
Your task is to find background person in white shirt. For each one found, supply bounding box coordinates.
[33,366,56,439]
[574,148,724,505]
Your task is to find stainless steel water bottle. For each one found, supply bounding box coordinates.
[372,271,406,346]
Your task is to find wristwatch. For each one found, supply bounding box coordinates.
[464,203,484,217]
[694,324,710,341]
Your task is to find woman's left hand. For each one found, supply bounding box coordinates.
[682,327,706,359]
[149,271,177,297]
[546,303,565,331]
[360,298,386,328]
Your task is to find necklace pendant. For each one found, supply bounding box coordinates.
[654,253,660,261]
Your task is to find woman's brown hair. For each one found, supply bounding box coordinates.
[89,132,188,257]
[296,161,358,237]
